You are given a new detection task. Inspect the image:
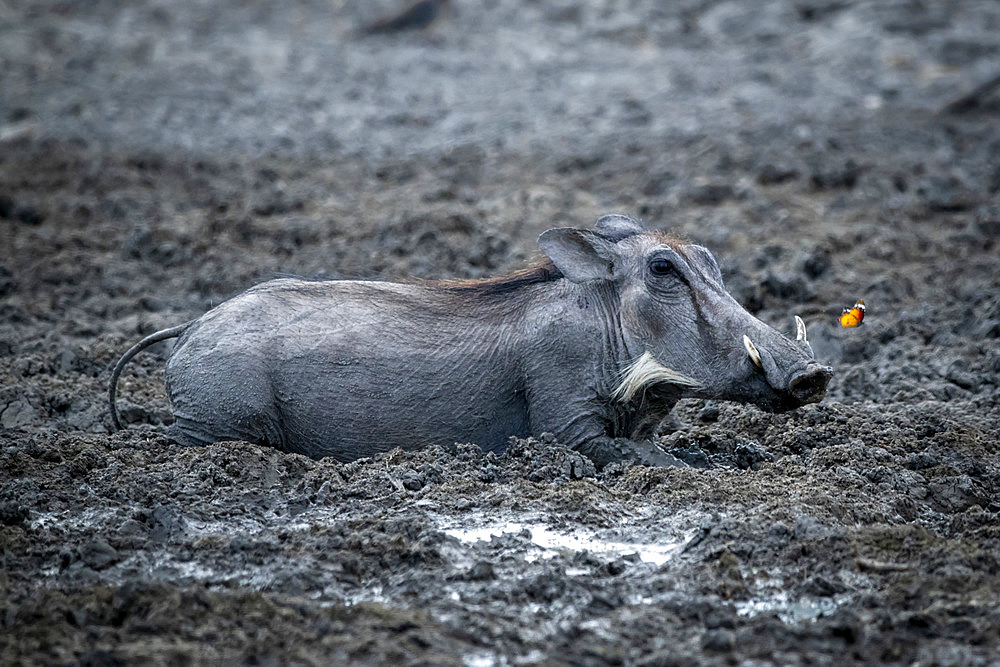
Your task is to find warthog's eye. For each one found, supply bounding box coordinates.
[648,258,674,277]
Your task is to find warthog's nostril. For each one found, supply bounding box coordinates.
[788,366,833,403]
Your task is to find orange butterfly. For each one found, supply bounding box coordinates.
[839,300,866,328]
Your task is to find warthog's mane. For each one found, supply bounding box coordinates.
[269,259,565,299]
[433,258,564,297]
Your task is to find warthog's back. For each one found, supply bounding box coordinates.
[166,279,531,459]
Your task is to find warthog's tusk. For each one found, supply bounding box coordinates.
[795,315,807,342]
[743,335,763,369]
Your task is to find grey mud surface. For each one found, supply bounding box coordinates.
[2,0,1000,664]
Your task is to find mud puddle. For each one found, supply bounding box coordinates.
[441,513,690,567]
[735,592,847,624]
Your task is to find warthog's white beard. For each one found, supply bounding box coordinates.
[611,351,703,403]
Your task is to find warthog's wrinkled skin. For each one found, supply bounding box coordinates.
[110,215,832,467]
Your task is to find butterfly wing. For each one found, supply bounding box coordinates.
[839,301,865,328]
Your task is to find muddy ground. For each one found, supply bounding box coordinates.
[2,0,1000,664]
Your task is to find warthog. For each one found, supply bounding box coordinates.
[110,214,832,467]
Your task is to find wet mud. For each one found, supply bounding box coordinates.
[2,0,1000,664]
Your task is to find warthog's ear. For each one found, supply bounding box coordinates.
[538,228,620,283]
[594,214,643,242]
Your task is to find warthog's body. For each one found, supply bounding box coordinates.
[110,215,832,467]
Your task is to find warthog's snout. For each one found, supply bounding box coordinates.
[741,316,833,413]
[788,365,833,404]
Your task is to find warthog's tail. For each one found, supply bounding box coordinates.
[108,321,194,431]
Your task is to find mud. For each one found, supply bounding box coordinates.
[2,0,1000,664]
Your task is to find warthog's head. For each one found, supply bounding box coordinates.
[539,215,833,413]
